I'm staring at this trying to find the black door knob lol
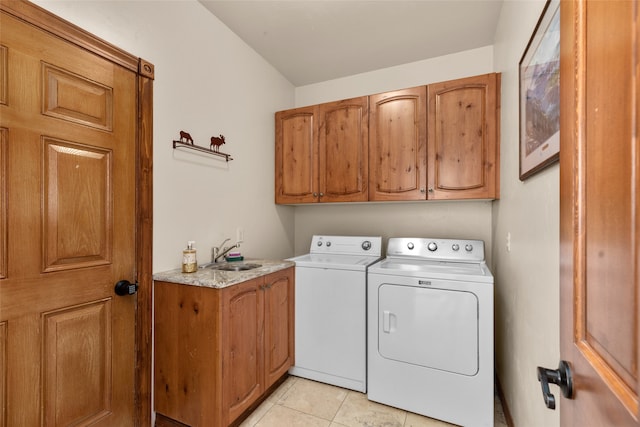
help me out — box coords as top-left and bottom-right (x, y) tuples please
(537, 360), (573, 409)
(114, 280), (138, 296)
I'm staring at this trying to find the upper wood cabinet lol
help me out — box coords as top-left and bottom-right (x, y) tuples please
(275, 97), (369, 204)
(427, 73), (500, 200)
(275, 73), (500, 204)
(369, 86), (427, 201)
(275, 105), (318, 203)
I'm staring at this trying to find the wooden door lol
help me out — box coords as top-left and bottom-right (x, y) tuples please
(275, 105), (319, 204)
(263, 268), (294, 389)
(559, 0), (639, 425)
(222, 277), (264, 424)
(318, 97), (368, 202)
(369, 86), (427, 201)
(427, 73), (499, 200)
(0, 8), (146, 426)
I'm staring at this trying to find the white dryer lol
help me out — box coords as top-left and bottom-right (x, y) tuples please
(367, 237), (494, 427)
(288, 235), (382, 392)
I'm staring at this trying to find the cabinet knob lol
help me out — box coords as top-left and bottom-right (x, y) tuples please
(319, 192), (324, 197)
(420, 188), (426, 193)
(428, 188), (434, 193)
(313, 192), (318, 197)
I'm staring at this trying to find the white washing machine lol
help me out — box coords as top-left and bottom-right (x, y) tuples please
(367, 237), (494, 427)
(288, 235), (382, 392)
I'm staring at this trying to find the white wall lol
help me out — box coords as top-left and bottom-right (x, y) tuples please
(292, 47), (496, 263)
(33, 0), (297, 273)
(492, 1), (560, 426)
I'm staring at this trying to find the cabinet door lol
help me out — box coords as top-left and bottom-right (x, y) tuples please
(318, 97), (369, 202)
(263, 268), (295, 389)
(369, 87), (427, 201)
(275, 105), (319, 203)
(427, 73), (500, 200)
(222, 278), (264, 424)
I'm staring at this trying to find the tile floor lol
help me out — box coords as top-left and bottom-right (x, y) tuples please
(240, 376), (508, 427)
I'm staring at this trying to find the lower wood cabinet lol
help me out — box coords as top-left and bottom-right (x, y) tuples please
(154, 267), (295, 426)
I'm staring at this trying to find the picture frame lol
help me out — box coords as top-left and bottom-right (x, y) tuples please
(519, 0), (560, 181)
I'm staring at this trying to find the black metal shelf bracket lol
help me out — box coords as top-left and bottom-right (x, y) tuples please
(172, 140), (233, 162)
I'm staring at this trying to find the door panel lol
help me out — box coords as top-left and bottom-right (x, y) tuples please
(378, 284), (478, 375)
(43, 300), (112, 426)
(43, 138), (112, 271)
(275, 106), (318, 203)
(0, 11), (136, 426)
(560, 0), (639, 425)
(319, 97), (368, 202)
(223, 280), (264, 424)
(427, 73), (498, 200)
(42, 62), (113, 131)
(264, 270), (294, 389)
(369, 87), (427, 201)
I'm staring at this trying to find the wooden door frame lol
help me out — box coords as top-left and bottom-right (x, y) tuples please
(0, 1), (154, 425)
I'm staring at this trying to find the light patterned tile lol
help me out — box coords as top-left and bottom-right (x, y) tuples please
(333, 391), (406, 427)
(404, 412), (457, 427)
(267, 375), (298, 404)
(279, 378), (348, 420)
(239, 399), (273, 427)
(255, 405), (331, 427)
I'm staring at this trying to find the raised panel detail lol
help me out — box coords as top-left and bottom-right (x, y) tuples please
(43, 137), (112, 272)
(42, 62), (113, 131)
(0, 46), (6, 106)
(433, 87), (485, 191)
(42, 300), (112, 426)
(0, 128), (6, 280)
(0, 321), (6, 427)
(279, 112), (315, 197)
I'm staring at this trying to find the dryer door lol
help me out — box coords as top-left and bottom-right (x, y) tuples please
(378, 283), (479, 375)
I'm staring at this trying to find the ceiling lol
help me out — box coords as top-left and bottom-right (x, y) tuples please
(198, 0), (504, 86)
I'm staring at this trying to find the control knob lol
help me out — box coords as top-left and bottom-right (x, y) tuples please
(452, 244), (460, 251)
(362, 240), (372, 251)
(427, 242), (438, 252)
(407, 242), (415, 250)
(465, 244), (473, 252)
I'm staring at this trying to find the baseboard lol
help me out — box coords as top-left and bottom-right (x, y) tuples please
(496, 375), (515, 427)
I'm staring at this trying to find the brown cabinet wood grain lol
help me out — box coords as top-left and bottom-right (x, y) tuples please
(275, 73), (500, 204)
(276, 97), (368, 203)
(275, 106), (318, 203)
(427, 73), (500, 200)
(369, 86), (428, 201)
(154, 267), (294, 427)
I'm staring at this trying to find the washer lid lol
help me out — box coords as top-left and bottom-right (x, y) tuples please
(288, 253), (382, 271)
(368, 258), (493, 283)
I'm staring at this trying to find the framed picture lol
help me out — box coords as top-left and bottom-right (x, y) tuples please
(519, 0), (560, 181)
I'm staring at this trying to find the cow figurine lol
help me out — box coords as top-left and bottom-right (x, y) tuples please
(179, 130), (194, 145)
(210, 135), (226, 152)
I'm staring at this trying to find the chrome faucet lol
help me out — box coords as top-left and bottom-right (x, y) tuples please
(212, 238), (240, 263)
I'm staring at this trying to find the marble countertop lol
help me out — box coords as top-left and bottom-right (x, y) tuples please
(152, 259), (294, 289)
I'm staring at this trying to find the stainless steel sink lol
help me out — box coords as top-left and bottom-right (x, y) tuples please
(207, 263), (261, 271)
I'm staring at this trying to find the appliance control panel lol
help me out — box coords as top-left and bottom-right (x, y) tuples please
(309, 235), (382, 256)
(386, 237), (485, 262)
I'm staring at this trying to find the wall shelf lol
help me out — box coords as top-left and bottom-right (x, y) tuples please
(172, 140), (233, 162)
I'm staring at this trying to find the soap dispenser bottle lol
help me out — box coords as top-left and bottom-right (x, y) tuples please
(182, 241), (197, 273)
